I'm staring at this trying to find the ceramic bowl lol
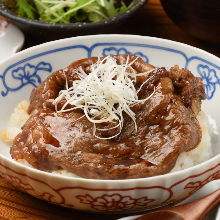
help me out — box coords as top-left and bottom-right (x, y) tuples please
(0, 35), (219, 213)
(0, 19), (24, 62)
(0, 0), (147, 41)
(160, 0), (220, 44)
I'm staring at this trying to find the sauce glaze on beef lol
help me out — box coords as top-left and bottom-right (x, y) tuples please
(11, 55), (205, 179)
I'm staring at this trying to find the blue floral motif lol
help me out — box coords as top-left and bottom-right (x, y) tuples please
(1, 42), (220, 99)
(102, 47), (149, 63)
(197, 64), (220, 100)
(1, 61), (52, 97)
(12, 64), (41, 87)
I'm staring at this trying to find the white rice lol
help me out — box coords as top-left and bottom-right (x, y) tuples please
(171, 111), (212, 172)
(0, 101), (29, 145)
(0, 101), (213, 177)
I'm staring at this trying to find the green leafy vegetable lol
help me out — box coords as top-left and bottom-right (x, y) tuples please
(1, 0), (129, 23)
(17, 0), (36, 19)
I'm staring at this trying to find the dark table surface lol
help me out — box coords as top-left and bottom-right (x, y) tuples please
(0, 0), (219, 219)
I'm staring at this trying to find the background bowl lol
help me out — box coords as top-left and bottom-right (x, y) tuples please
(0, 34), (219, 213)
(0, 19), (24, 61)
(0, 0), (147, 41)
(160, 0), (220, 44)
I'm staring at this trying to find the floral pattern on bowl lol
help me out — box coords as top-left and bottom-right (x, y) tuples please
(0, 35), (219, 213)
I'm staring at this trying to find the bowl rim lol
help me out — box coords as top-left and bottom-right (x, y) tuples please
(0, 151), (219, 184)
(0, 34), (219, 184)
(0, 0), (147, 29)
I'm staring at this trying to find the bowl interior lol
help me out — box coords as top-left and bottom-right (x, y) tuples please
(0, 34), (220, 172)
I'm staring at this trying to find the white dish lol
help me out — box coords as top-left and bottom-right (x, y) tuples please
(0, 35), (219, 213)
(0, 19), (24, 62)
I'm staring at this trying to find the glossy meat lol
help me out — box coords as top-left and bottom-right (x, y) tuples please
(11, 55), (206, 179)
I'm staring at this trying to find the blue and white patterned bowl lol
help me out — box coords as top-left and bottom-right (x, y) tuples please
(0, 35), (219, 213)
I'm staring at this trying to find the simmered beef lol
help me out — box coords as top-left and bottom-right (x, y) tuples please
(10, 55), (206, 179)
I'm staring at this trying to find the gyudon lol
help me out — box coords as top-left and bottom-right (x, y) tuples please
(2, 55), (209, 179)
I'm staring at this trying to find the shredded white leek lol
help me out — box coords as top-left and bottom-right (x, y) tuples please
(53, 56), (155, 139)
